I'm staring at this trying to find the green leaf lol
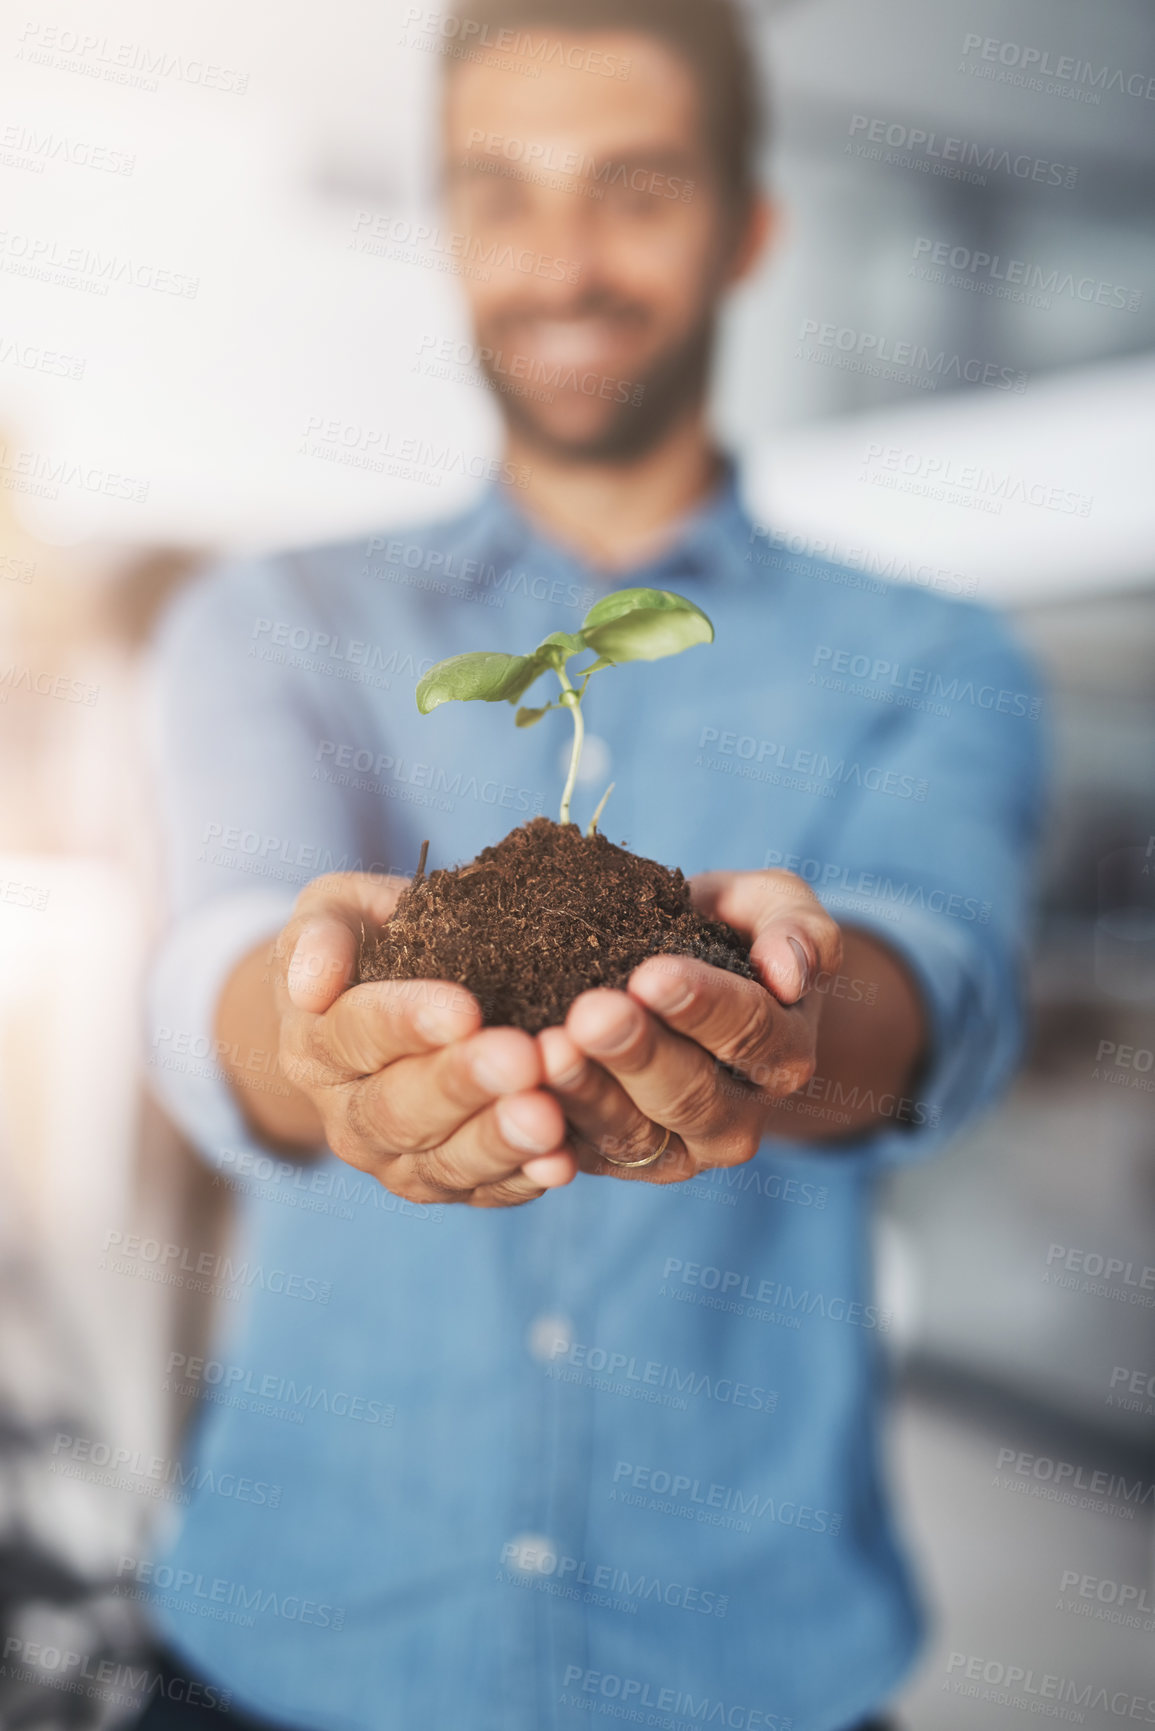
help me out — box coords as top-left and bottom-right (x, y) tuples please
(416, 651), (542, 713)
(515, 703), (555, 728)
(536, 630), (587, 665)
(580, 587), (714, 665)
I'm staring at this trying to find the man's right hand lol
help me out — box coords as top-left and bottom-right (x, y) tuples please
(218, 872), (577, 1208)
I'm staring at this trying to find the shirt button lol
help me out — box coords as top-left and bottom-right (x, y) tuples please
(527, 1313), (572, 1362)
(504, 1532), (556, 1574)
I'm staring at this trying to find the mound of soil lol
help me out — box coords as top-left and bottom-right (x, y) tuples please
(359, 816), (754, 1034)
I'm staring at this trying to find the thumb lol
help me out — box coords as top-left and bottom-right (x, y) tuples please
(690, 869), (843, 1007)
(280, 870), (410, 1014)
(286, 917), (360, 1014)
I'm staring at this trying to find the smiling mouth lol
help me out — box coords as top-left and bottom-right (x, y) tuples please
(497, 312), (649, 375)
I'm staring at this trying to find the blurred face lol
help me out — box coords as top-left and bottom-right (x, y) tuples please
(443, 32), (759, 460)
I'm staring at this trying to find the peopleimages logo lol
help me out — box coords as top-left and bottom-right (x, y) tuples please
(0, 227), (198, 296)
(860, 442), (1093, 517)
(462, 130), (691, 200)
(811, 644), (1041, 718)
(660, 1258), (890, 1330)
(166, 1352), (393, 1425)
(364, 535), (598, 612)
(911, 238), (1142, 313)
(558, 1666), (789, 1729)
(15, 21), (250, 94)
(414, 331), (646, 403)
(545, 1336), (777, 1413)
(697, 726), (928, 803)
(314, 738), (546, 816)
(0, 1637), (232, 1714)
(499, 1538), (729, 1617)
(1044, 1241), (1155, 1300)
(115, 1557), (345, 1630)
(100, 1230), (332, 1305)
(796, 317), (1026, 391)
(959, 34), (1155, 102)
(993, 1446), (1155, 1515)
(0, 122), (135, 175)
(350, 209), (581, 284)
(945, 1652), (1155, 1723)
(763, 848), (991, 925)
(1057, 1570), (1155, 1631)
(746, 523), (978, 598)
(611, 1460), (842, 1537)
(50, 1431), (282, 1508)
(400, 7), (631, 79)
(847, 114), (1078, 187)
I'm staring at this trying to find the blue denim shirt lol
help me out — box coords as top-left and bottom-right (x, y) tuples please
(142, 465), (1044, 1731)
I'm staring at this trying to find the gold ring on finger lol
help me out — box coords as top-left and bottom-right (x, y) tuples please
(600, 1126), (672, 1169)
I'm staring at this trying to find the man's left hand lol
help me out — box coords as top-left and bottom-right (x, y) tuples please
(537, 870), (843, 1183)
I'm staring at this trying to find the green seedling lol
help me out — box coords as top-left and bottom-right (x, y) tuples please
(416, 587), (714, 832)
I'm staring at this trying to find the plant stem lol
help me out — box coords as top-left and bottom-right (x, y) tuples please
(587, 781), (615, 837)
(557, 666), (584, 826)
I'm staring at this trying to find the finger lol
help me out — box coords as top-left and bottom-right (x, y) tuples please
(626, 955), (814, 1096)
(690, 870), (842, 1004)
(285, 916), (361, 1013)
(470, 1152), (578, 1209)
(539, 1025), (696, 1182)
(387, 1089), (572, 1199)
(296, 869), (411, 930)
(313, 977), (483, 1080)
(280, 872), (410, 1014)
(344, 1023), (550, 1157)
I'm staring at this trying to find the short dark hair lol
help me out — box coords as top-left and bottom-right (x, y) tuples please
(442, 0), (764, 213)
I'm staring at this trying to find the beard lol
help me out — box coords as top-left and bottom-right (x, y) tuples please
(475, 302), (718, 463)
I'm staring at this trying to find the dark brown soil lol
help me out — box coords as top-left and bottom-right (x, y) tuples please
(359, 816), (754, 1034)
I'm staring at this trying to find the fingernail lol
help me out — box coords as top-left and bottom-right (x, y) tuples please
(472, 1050), (522, 1094)
(414, 1005), (465, 1043)
(575, 1008), (637, 1056)
(286, 924), (336, 1003)
(497, 1099), (555, 1154)
(548, 1056), (586, 1089)
(522, 1154), (573, 1188)
(634, 970), (694, 1015)
(787, 937), (813, 999)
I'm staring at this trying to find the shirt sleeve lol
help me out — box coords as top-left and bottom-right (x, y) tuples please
(141, 557), (388, 1170)
(776, 605), (1048, 1170)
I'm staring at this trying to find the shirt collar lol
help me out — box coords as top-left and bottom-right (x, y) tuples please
(461, 453), (759, 593)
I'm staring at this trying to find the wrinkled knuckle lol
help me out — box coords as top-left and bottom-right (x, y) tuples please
(474, 1179), (542, 1209)
(301, 1014), (337, 1075)
(710, 1063), (749, 1109)
(380, 1165), (445, 1207)
(277, 1039), (311, 1093)
(667, 1067), (724, 1130)
(409, 1143), (473, 1196)
(341, 1083), (407, 1160)
(724, 1019), (773, 1081)
(326, 1115), (374, 1175)
(371, 1091), (426, 1154)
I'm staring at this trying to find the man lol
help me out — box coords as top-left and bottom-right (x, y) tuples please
(140, 0), (1044, 1726)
